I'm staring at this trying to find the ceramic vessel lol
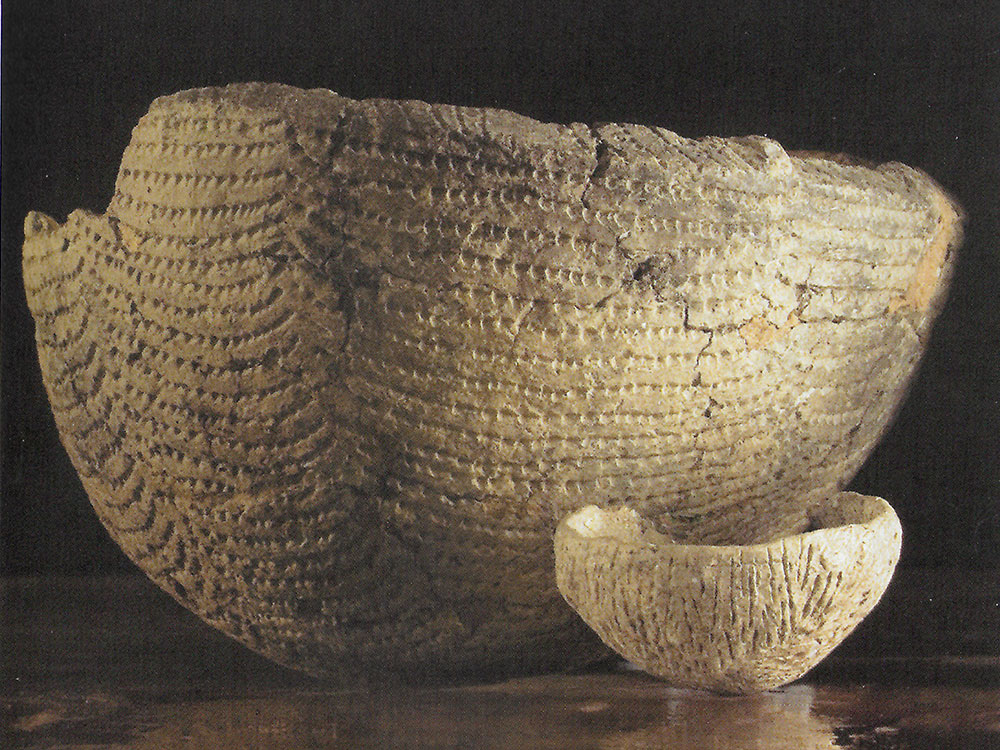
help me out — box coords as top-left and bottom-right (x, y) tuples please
(22, 83), (961, 683)
(555, 493), (901, 692)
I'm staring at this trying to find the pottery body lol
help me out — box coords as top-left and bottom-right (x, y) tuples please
(555, 494), (902, 693)
(22, 83), (961, 679)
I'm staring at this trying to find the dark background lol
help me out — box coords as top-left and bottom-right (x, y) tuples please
(2, 1), (997, 575)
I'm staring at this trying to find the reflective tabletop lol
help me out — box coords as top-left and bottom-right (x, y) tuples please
(3, 571), (997, 749)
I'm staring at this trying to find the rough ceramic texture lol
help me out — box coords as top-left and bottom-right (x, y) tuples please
(555, 493), (901, 692)
(22, 83), (961, 680)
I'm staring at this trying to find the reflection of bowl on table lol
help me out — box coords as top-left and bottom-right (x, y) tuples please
(22, 82), (961, 683)
(555, 493), (901, 693)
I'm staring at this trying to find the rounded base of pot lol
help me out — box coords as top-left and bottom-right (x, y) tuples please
(554, 492), (902, 693)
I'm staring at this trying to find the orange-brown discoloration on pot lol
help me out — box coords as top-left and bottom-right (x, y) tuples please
(739, 313), (800, 349)
(888, 190), (963, 314)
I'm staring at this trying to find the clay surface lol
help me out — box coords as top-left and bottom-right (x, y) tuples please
(22, 83), (961, 679)
(555, 493), (902, 692)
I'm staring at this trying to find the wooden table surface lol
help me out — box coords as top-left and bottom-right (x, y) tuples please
(2, 570), (998, 749)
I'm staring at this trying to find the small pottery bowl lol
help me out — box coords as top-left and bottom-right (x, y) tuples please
(555, 493), (901, 692)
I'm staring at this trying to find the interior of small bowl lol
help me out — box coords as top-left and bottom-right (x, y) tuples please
(805, 492), (888, 531)
(565, 492), (886, 550)
(563, 505), (671, 545)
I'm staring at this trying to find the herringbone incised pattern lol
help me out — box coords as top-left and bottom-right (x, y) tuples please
(555, 493), (902, 692)
(23, 83), (961, 679)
